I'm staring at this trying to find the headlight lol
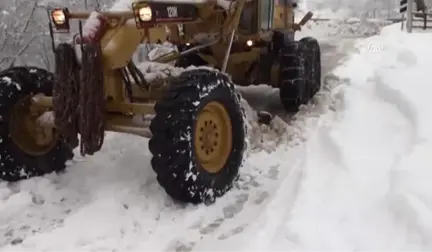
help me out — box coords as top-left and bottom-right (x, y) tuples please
(138, 6), (152, 21)
(51, 9), (66, 25)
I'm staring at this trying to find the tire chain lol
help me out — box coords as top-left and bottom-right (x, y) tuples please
(53, 43), (80, 149)
(53, 43), (105, 156)
(79, 43), (105, 156)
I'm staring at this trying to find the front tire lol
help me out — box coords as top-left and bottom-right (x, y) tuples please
(0, 67), (73, 182)
(149, 69), (246, 204)
(279, 36), (321, 112)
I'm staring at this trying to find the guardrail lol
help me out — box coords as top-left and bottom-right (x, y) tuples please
(411, 11), (432, 29)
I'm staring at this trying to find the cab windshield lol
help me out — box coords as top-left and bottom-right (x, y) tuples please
(238, 2), (258, 34)
(238, 0), (274, 33)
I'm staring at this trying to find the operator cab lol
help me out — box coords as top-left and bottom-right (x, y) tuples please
(238, 0), (275, 34)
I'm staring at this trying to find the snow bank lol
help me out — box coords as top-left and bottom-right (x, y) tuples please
(296, 18), (387, 40)
(271, 23), (432, 250)
(194, 22), (432, 251)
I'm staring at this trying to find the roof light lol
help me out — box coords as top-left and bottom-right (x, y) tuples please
(49, 8), (70, 31)
(138, 6), (152, 21)
(52, 9), (66, 25)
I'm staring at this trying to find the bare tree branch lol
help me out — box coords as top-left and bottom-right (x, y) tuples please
(4, 34), (44, 67)
(20, 0), (38, 34)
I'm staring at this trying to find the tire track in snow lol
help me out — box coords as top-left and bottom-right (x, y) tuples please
(192, 147), (306, 251)
(161, 38), (357, 250)
(373, 75), (420, 158)
(235, 80), (415, 250)
(170, 48), (352, 248)
(372, 76), (432, 248)
(188, 73), (351, 251)
(226, 64), (422, 251)
(162, 40), (356, 250)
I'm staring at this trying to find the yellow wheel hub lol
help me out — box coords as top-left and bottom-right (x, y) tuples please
(9, 96), (57, 156)
(194, 101), (233, 174)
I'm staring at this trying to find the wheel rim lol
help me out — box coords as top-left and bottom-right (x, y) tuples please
(9, 96), (57, 156)
(194, 101), (233, 174)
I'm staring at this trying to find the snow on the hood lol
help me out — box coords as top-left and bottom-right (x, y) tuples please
(146, 42), (178, 63)
(135, 61), (211, 82)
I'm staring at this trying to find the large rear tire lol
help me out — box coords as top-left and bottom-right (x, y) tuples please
(0, 67), (73, 182)
(149, 69), (247, 204)
(279, 36), (321, 112)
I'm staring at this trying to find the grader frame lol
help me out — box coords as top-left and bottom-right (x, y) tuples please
(33, 0), (311, 151)
(0, 0), (320, 204)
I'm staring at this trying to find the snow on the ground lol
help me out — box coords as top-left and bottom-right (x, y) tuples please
(0, 30), (346, 252)
(0, 48), (344, 251)
(3, 0), (432, 250)
(193, 23), (432, 251)
(0, 104), (321, 251)
(278, 24), (432, 250)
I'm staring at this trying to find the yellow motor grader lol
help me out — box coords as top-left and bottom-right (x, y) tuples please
(0, 0), (320, 204)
